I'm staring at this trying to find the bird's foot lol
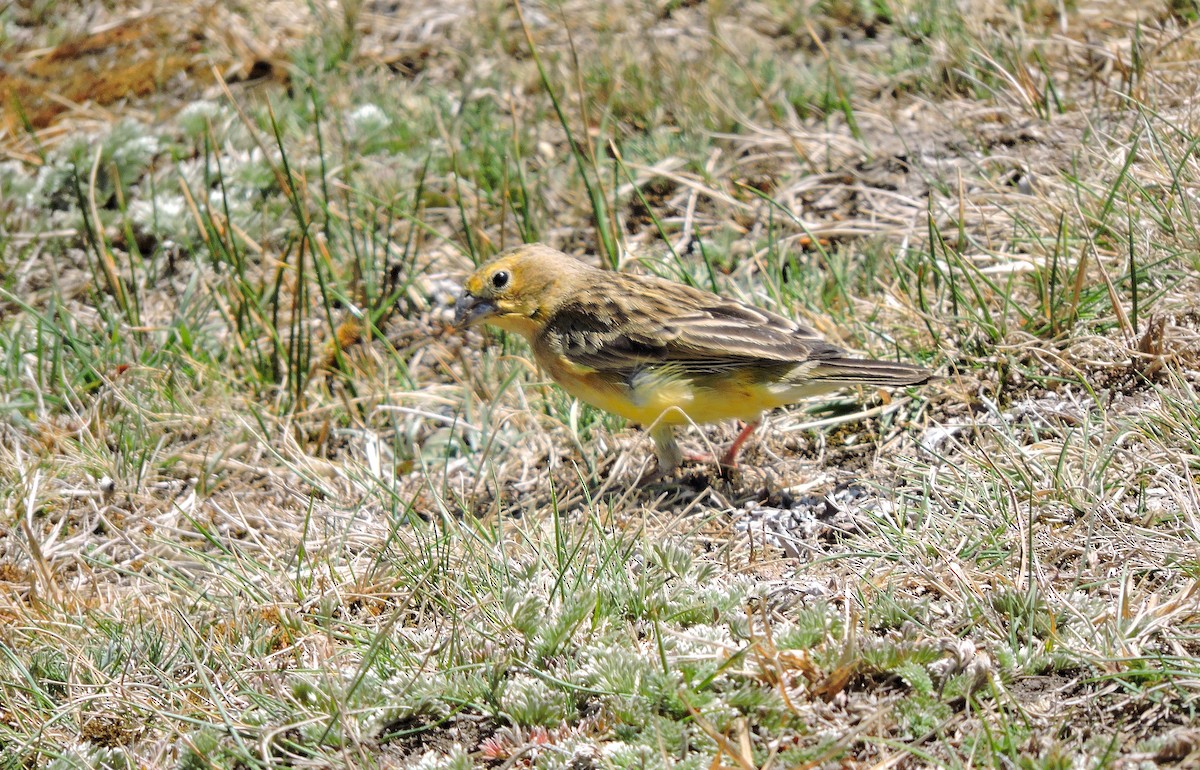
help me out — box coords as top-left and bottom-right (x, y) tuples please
(636, 460), (673, 484)
(686, 419), (758, 467)
(682, 451), (734, 468)
(679, 454), (738, 482)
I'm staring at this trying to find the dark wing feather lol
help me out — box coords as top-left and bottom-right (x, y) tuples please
(546, 303), (673, 373)
(541, 272), (844, 377)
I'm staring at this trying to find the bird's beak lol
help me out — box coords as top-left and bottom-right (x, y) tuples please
(453, 291), (496, 329)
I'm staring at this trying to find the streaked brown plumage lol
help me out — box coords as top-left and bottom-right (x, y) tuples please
(455, 244), (931, 470)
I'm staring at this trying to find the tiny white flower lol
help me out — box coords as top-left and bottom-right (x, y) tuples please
(178, 100), (223, 135)
(347, 104), (391, 137)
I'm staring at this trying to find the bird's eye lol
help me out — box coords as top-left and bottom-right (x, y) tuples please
(491, 270), (510, 290)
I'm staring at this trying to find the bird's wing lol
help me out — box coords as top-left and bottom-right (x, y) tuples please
(542, 274), (842, 377)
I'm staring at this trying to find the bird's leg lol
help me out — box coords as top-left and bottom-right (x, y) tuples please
(678, 419), (762, 469)
(649, 423), (682, 472)
(718, 419), (761, 468)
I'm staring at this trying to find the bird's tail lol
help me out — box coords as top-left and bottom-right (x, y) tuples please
(809, 357), (932, 387)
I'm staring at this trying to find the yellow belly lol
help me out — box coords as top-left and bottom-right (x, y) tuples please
(540, 353), (778, 427)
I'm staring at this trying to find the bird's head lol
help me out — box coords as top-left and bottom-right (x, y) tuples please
(454, 244), (587, 337)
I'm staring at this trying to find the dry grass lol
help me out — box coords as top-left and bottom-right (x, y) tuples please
(2, 0), (1199, 767)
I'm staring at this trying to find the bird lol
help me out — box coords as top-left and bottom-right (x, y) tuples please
(454, 243), (931, 471)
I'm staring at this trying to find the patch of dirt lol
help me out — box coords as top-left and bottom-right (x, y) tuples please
(1, 15), (208, 134)
(376, 713), (497, 764)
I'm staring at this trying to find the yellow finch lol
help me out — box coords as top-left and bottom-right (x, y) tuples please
(454, 244), (931, 470)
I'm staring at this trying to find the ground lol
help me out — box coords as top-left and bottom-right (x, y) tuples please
(1, 0), (1199, 768)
